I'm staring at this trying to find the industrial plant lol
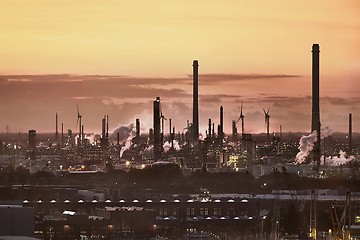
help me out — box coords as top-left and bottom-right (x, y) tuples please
(0, 45), (359, 240)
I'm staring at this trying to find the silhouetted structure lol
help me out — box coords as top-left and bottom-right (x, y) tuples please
(232, 120), (237, 142)
(153, 97), (161, 160)
(263, 108), (270, 139)
(192, 60), (199, 142)
(28, 129), (36, 160)
(55, 112), (59, 142)
(61, 123), (64, 147)
(237, 102), (245, 135)
(208, 119), (212, 139)
(241, 133), (254, 172)
(136, 118), (140, 144)
(76, 106), (82, 147)
(219, 106), (224, 142)
(311, 44), (321, 170)
(349, 113), (352, 155)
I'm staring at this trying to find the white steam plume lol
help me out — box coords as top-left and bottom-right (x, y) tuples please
(323, 150), (355, 166)
(295, 131), (317, 164)
(321, 126), (332, 139)
(163, 140), (181, 153)
(117, 124), (136, 158)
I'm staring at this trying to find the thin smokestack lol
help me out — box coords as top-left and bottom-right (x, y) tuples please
(117, 132), (120, 145)
(55, 113), (58, 141)
(169, 119), (172, 138)
(311, 44), (321, 170)
(208, 119), (212, 139)
(280, 125), (282, 142)
(106, 115), (109, 139)
(153, 97), (161, 160)
(136, 118), (140, 139)
(102, 116), (106, 141)
(61, 123), (64, 147)
(219, 106), (224, 141)
(193, 60), (199, 142)
(349, 113), (352, 155)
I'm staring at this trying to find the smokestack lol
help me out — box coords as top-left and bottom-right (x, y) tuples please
(219, 106), (224, 141)
(61, 123), (64, 147)
(349, 113), (352, 155)
(28, 129), (36, 160)
(117, 132), (120, 145)
(149, 128), (154, 144)
(55, 113), (58, 142)
(208, 119), (212, 139)
(280, 125), (282, 142)
(136, 118), (140, 141)
(153, 97), (161, 160)
(311, 44), (321, 170)
(106, 115), (109, 139)
(193, 60), (199, 142)
(169, 119), (172, 139)
(102, 116), (106, 142)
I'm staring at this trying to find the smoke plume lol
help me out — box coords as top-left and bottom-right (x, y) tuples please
(110, 124), (135, 141)
(321, 126), (332, 139)
(163, 140), (181, 153)
(323, 150), (355, 166)
(295, 131), (317, 164)
(110, 124), (135, 158)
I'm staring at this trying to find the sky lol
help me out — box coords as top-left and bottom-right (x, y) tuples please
(0, 1), (359, 134)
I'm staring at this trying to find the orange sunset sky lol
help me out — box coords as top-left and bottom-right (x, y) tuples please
(0, 1), (359, 134)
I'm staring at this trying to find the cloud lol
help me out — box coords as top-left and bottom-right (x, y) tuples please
(187, 73), (301, 85)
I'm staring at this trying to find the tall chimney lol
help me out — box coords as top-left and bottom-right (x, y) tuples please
(61, 123), (64, 147)
(219, 106), (224, 141)
(208, 119), (212, 139)
(55, 113), (59, 142)
(136, 118), (140, 140)
(106, 115), (109, 139)
(349, 113), (352, 155)
(102, 116), (106, 142)
(193, 60), (199, 142)
(153, 97), (161, 160)
(311, 44), (321, 170)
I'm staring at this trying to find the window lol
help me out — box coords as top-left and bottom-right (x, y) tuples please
(214, 208), (221, 216)
(187, 208), (195, 216)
